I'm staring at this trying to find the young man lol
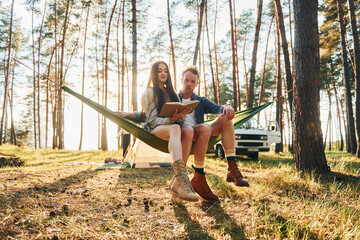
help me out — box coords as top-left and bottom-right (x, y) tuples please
(178, 66), (249, 202)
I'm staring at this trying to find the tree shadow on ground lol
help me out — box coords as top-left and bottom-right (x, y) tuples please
(173, 203), (216, 240)
(200, 201), (247, 240)
(206, 153), (293, 168)
(117, 167), (173, 186)
(0, 167), (99, 207)
(317, 171), (360, 191)
(254, 203), (319, 239)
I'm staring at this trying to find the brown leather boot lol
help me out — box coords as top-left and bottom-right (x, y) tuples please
(191, 172), (219, 201)
(226, 160), (250, 187)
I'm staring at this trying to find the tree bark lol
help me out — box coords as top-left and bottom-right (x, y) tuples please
(121, 0), (126, 112)
(101, 0), (118, 151)
(0, 0), (14, 145)
(293, 0), (329, 173)
(79, 3), (90, 150)
(131, 0), (138, 111)
(247, 0), (262, 108)
(337, 0), (356, 154)
(213, 0), (220, 104)
(167, 0), (177, 90)
(205, 2), (217, 104)
(330, 60), (344, 151)
(228, 0), (238, 110)
(57, 0), (71, 149)
(31, 1), (38, 148)
(347, 0), (360, 157)
(193, 0), (206, 66)
(274, 0), (293, 116)
(275, 19), (283, 153)
(259, 14), (274, 107)
(10, 59), (16, 145)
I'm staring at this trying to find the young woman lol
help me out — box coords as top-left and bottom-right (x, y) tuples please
(141, 61), (198, 203)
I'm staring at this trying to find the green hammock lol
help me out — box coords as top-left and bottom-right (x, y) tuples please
(62, 86), (271, 153)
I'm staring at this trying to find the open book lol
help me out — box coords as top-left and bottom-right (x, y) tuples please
(159, 100), (199, 117)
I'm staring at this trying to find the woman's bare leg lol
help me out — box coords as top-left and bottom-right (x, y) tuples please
(181, 126), (194, 165)
(151, 124), (182, 162)
(152, 124), (199, 202)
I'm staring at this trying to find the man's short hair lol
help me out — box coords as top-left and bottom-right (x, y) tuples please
(181, 66), (200, 81)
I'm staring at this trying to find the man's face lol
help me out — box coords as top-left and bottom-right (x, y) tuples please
(181, 71), (198, 96)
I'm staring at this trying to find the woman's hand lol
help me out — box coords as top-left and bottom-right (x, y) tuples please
(170, 108), (191, 122)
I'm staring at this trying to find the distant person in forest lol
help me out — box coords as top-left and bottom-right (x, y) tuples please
(116, 65), (249, 203)
(139, 61), (198, 203)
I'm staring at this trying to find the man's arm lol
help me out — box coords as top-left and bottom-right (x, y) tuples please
(114, 111), (146, 123)
(221, 104), (235, 121)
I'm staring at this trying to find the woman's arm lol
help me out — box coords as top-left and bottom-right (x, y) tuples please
(141, 88), (172, 129)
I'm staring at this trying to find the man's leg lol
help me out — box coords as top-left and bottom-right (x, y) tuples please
(211, 115), (249, 187)
(190, 124), (219, 201)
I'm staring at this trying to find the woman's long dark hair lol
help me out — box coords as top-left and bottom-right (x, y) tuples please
(146, 61), (179, 113)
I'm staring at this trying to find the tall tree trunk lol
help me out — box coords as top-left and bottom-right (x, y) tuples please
(243, 35), (249, 101)
(131, 0), (138, 111)
(121, 0), (126, 112)
(193, 0), (206, 66)
(205, 2), (217, 104)
(330, 60), (344, 151)
(348, 0), (360, 157)
(0, 0), (14, 145)
(95, 11), (101, 150)
(325, 74), (332, 151)
(116, 0), (121, 150)
(31, 1), (38, 148)
(35, 0), (47, 148)
(167, 0), (177, 90)
(101, 0), (118, 151)
(213, 0), (220, 104)
(288, 0), (295, 73)
(275, 21), (283, 153)
(233, 0), (241, 109)
(79, 3), (90, 150)
(247, 0), (263, 108)
(259, 14), (274, 107)
(274, 0), (293, 116)
(228, 0), (238, 110)
(52, 0), (58, 149)
(293, 0), (329, 173)
(57, 0), (71, 149)
(10, 59), (16, 145)
(337, 0), (356, 154)
(201, 26), (207, 98)
(45, 46), (56, 148)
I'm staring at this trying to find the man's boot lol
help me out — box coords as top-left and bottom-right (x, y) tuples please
(226, 160), (250, 187)
(170, 160), (199, 202)
(191, 172), (219, 201)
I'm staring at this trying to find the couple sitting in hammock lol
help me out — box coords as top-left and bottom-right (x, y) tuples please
(117, 61), (249, 203)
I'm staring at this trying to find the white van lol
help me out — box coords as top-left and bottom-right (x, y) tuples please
(214, 118), (281, 160)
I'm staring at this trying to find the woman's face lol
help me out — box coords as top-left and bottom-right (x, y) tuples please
(157, 63), (168, 84)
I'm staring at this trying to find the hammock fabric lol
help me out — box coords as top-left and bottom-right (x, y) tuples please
(62, 86), (271, 153)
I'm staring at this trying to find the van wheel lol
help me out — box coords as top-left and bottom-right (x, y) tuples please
(248, 152), (259, 160)
(215, 145), (225, 158)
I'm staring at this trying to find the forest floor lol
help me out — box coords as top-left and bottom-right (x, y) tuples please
(0, 144), (360, 240)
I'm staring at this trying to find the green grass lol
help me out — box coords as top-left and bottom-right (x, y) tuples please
(0, 144), (359, 239)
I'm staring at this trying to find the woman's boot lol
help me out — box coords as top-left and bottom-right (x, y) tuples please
(169, 160), (199, 202)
